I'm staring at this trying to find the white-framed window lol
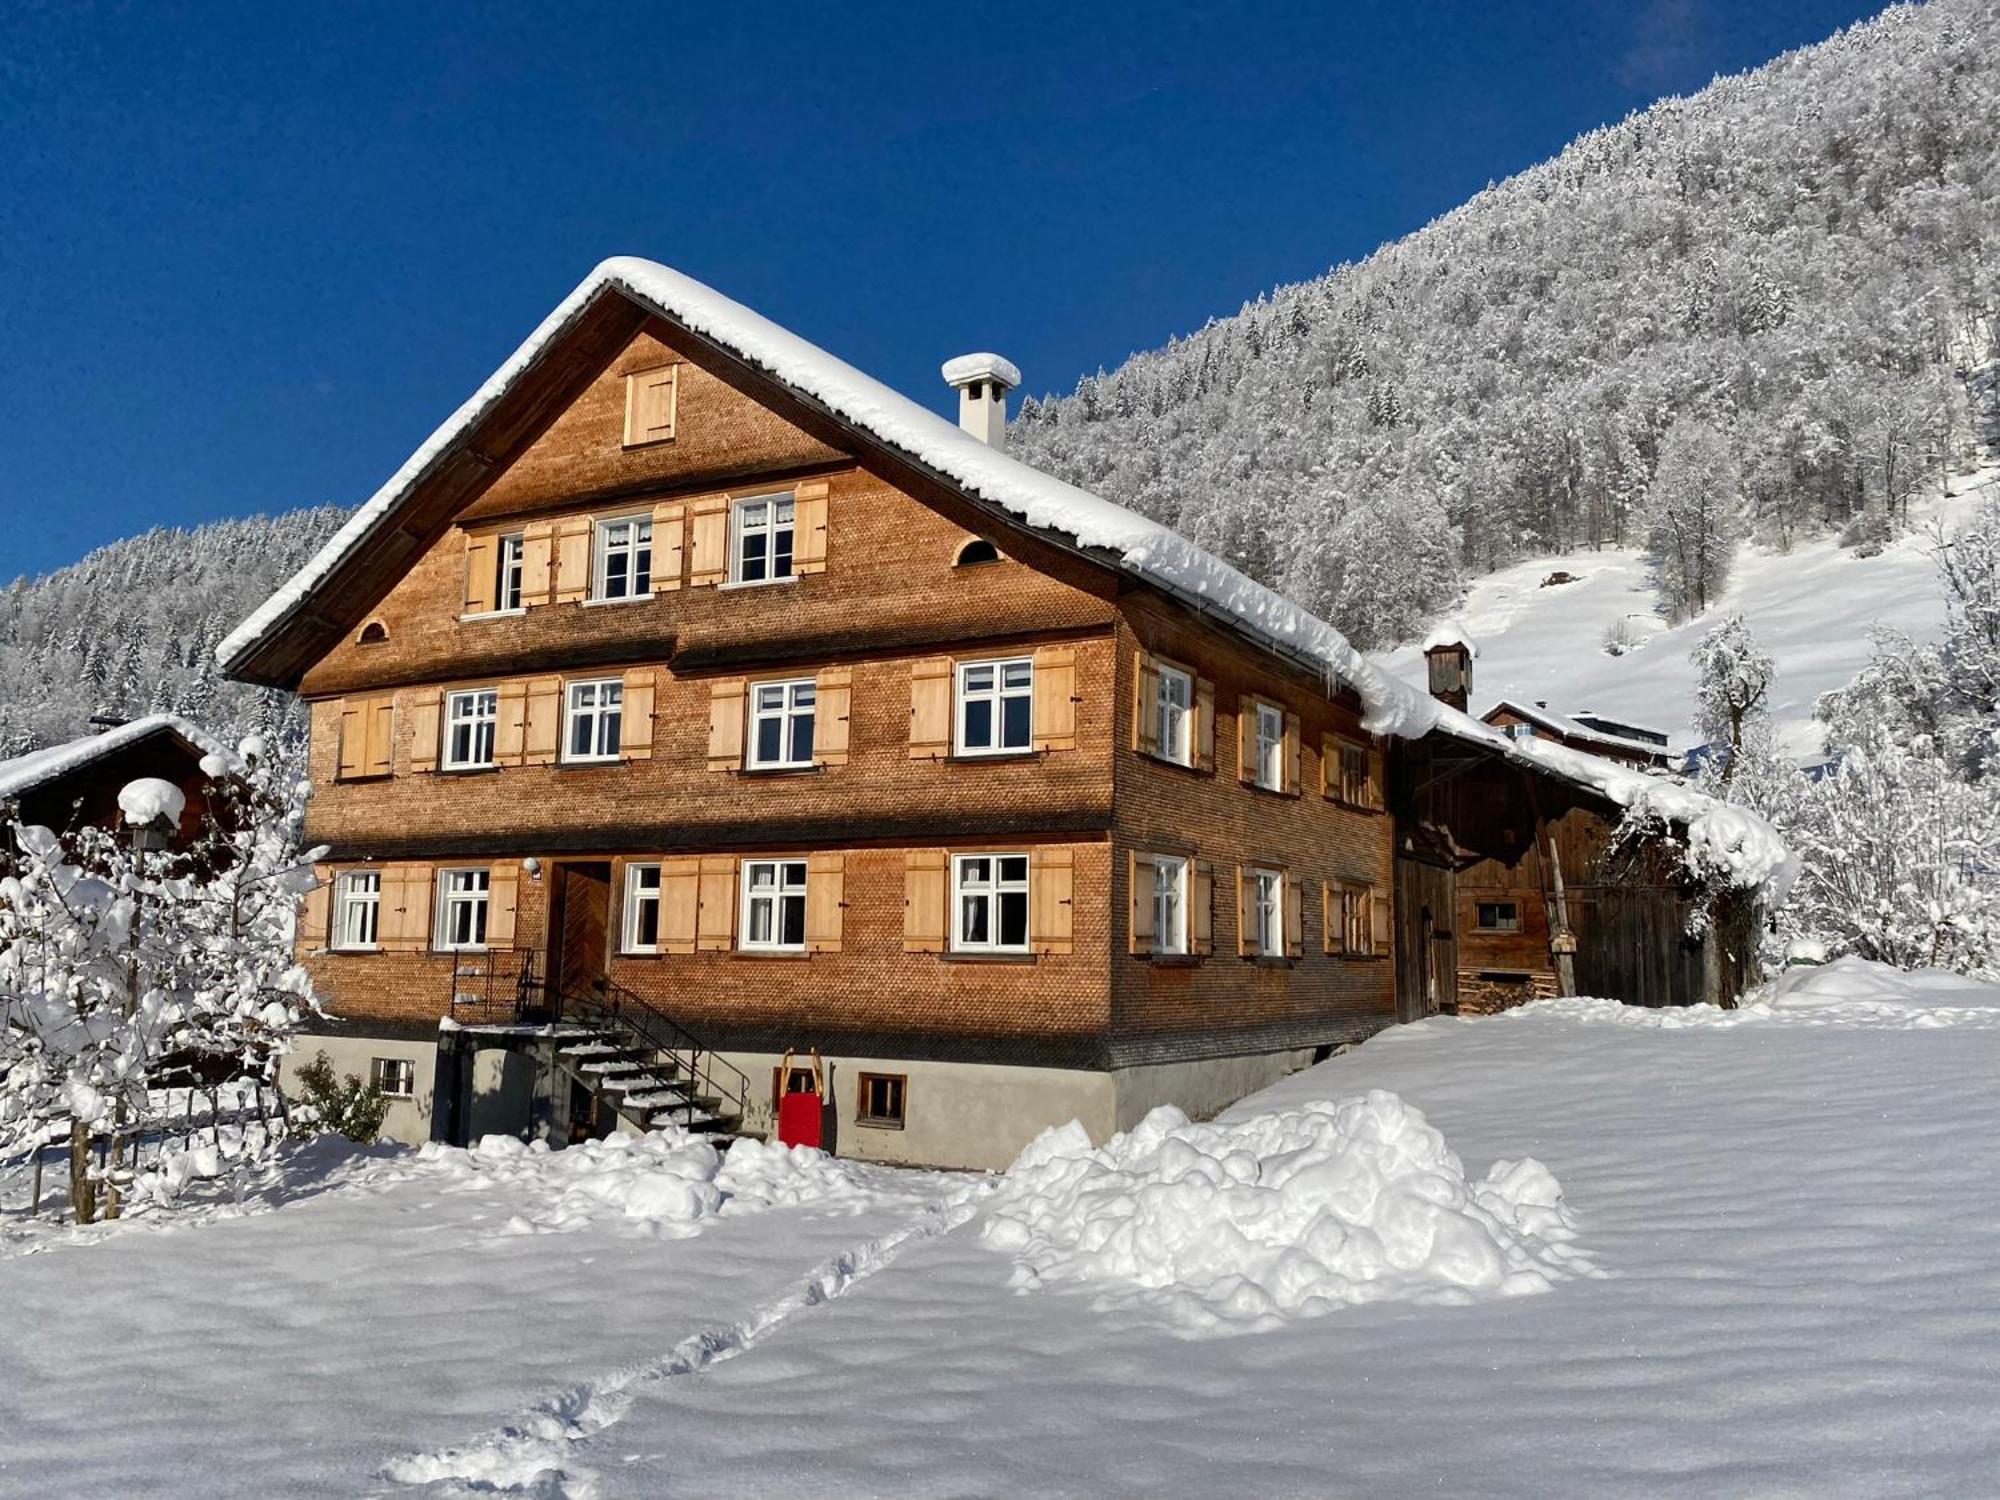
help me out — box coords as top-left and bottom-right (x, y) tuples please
(443, 688), (498, 770)
(748, 679), (817, 769)
(1151, 855), (1189, 956)
(563, 679), (624, 763)
(334, 871), (381, 951)
(741, 859), (808, 951)
(730, 492), (796, 584)
(371, 1057), (416, 1099)
(956, 658), (1033, 755)
(1253, 703), (1286, 790)
(1248, 867), (1284, 957)
(1155, 665), (1193, 766)
(593, 516), (653, 601)
(1343, 884), (1375, 955)
(435, 868), (491, 952)
(623, 863), (662, 953)
(953, 853), (1031, 953)
(496, 533), (525, 612)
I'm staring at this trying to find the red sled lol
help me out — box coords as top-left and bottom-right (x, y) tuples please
(776, 1048), (825, 1150)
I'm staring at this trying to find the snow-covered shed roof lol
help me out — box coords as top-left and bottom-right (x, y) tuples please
(1484, 700), (1675, 761)
(215, 257), (1789, 894)
(0, 714), (227, 806)
(1420, 620), (1479, 658)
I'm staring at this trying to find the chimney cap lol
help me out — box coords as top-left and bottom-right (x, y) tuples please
(942, 352), (1021, 392)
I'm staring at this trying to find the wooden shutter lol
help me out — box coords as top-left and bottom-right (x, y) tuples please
(1237, 698), (1255, 784)
(1236, 866), (1254, 957)
(343, 696), (393, 780)
(1367, 743), (1387, 811)
(553, 516), (594, 603)
(336, 700), (364, 780)
(1032, 847), (1074, 955)
(908, 657), (953, 758)
(1195, 677), (1216, 771)
(1322, 882), (1338, 955)
(652, 501), (686, 591)
(488, 864), (519, 949)
(523, 677), (563, 766)
(298, 870), (331, 951)
(624, 364), (677, 446)
(815, 666), (852, 765)
(406, 688), (442, 774)
(1284, 712), (1303, 795)
(380, 864), (431, 953)
(689, 495), (730, 586)
(806, 852), (845, 952)
(660, 857), (700, 953)
(1131, 652), (1159, 754)
(1372, 889), (1393, 957)
(494, 681), (528, 767)
(1286, 874), (1306, 959)
(706, 678), (747, 770)
(463, 533), (497, 615)
(1128, 852), (1155, 956)
(1319, 734), (1336, 799)
(794, 478), (830, 575)
(520, 522), (555, 608)
(1032, 645), (1077, 752)
(903, 849), (948, 953)
(622, 668), (657, 760)
(696, 855), (737, 951)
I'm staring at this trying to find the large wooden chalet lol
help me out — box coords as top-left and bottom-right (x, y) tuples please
(221, 259), (1777, 1169)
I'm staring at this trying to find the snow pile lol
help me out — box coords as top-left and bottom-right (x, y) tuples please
(117, 776), (186, 828)
(1420, 619), (1478, 657)
(980, 1091), (1590, 1337)
(1759, 954), (2000, 1025)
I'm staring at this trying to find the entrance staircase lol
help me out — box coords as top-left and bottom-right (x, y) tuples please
(554, 981), (757, 1141)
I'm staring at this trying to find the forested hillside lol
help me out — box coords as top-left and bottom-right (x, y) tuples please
(0, 508), (347, 756)
(1012, 0), (2000, 646)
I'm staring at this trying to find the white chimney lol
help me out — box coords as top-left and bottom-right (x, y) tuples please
(941, 352), (1021, 446)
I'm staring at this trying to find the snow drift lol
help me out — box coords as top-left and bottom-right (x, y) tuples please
(980, 1091), (1591, 1337)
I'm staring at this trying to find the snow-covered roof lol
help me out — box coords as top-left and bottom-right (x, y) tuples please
(1485, 700), (1674, 761)
(214, 256), (1788, 894)
(0, 714), (227, 806)
(941, 352), (1022, 390)
(1421, 620), (1479, 658)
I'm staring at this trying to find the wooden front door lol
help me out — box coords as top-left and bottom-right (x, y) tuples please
(1394, 853), (1458, 1022)
(548, 861), (612, 1001)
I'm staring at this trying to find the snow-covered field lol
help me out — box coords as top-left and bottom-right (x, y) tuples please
(5, 962), (2000, 1498)
(1375, 472), (1996, 759)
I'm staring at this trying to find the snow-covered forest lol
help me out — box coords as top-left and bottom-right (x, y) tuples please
(1012, 0), (2000, 646)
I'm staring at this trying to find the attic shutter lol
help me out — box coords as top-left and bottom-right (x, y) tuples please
(805, 852), (845, 952)
(406, 688), (442, 774)
(1032, 847), (1074, 955)
(903, 850), (948, 953)
(487, 864), (519, 949)
(493, 681), (528, 767)
(1131, 652), (1159, 755)
(908, 657), (953, 758)
(463, 533), (497, 616)
(794, 478), (830, 575)
(298, 869), (331, 951)
(696, 855), (737, 951)
(1285, 874), (1306, 959)
(659, 857), (700, 953)
(1032, 645), (1077, 752)
(519, 522), (555, 608)
(621, 668), (657, 760)
(1190, 860), (1215, 956)
(706, 679), (747, 770)
(624, 364), (677, 446)
(553, 516), (594, 603)
(1194, 677), (1216, 771)
(1372, 889), (1393, 958)
(815, 666), (852, 765)
(652, 501), (686, 591)
(1284, 712), (1303, 795)
(523, 677), (563, 766)
(1128, 852), (1155, 956)
(689, 496), (730, 586)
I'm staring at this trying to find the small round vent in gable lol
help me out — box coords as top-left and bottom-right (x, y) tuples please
(357, 620), (390, 646)
(955, 538), (1001, 567)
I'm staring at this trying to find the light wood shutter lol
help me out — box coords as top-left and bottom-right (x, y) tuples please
(794, 478), (830, 575)
(336, 700), (364, 780)
(1195, 677), (1216, 771)
(553, 516), (594, 603)
(1131, 652), (1159, 754)
(908, 657), (953, 758)
(1284, 712), (1303, 795)
(1032, 645), (1077, 752)
(1237, 698), (1255, 784)
(1372, 889), (1393, 957)
(1319, 734), (1336, 799)
(696, 855), (737, 951)
(815, 666), (852, 765)
(706, 678), (747, 770)
(463, 533), (497, 615)
(488, 864), (519, 949)
(1322, 882), (1338, 955)
(523, 677), (563, 766)
(1032, 847), (1074, 955)
(362, 697), (394, 780)
(299, 870), (331, 951)
(622, 668), (657, 760)
(1367, 744), (1386, 811)
(1286, 874), (1306, 959)
(1128, 852), (1155, 956)
(689, 496), (730, 586)
(903, 850), (948, 952)
(660, 857), (700, 953)
(494, 681), (528, 767)
(380, 864), (431, 953)
(520, 522), (555, 608)
(1236, 866), (1254, 957)
(652, 501), (686, 591)
(624, 364), (677, 446)
(406, 688), (442, 774)
(806, 852), (845, 952)
(1190, 860), (1215, 956)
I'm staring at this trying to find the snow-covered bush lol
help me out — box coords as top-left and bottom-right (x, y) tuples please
(288, 1052), (389, 1145)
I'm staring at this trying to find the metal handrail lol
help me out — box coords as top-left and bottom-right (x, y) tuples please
(562, 977), (753, 1124)
(447, 949), (548, 1024)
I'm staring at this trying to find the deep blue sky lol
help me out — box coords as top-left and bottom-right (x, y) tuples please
(1, 0), (1886, 580)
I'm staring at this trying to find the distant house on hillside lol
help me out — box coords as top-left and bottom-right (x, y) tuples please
(0, 714), (223, 851)
(1480, 700), (1676, 770)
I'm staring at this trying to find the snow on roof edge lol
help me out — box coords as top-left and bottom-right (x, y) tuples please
(0, 714), (229, 805)
(1485, 699), (1674, 760)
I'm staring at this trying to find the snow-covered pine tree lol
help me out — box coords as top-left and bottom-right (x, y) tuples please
(1642, 421), (1740, 623)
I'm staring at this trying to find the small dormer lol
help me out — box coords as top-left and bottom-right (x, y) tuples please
(1422, 622), (1477, 713)
(941, 353), (1021, 446)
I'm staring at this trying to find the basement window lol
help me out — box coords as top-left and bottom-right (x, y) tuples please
(370, 1058), (416, 1099)
(1475, 900), (1522, 933)
(856, 1072), (906, 1129)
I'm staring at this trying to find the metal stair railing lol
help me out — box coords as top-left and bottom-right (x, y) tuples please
(446, 949), (549, 1024)
(561, 977), (753, 1127)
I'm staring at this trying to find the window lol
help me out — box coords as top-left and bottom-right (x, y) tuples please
(748, 679), (816, 769)
(1253, 703), (1286, 790)
(1475, 900), (1521, 933)
(496, 534), (525, 612)
(435, 868), (490, 951)
(741, 859), (808, 951)
(1342, 884), (1373, 955)
(1247, 867), (1284, 957)
(623, 864), (662, 953)
(1153, 665), (1193, 766)
(856, 1072), (907, 1129)
(564, 679), (624, 763)
(1507, 722), (1537, 742)
(730, 492), (796, 584)
(371, 1057), (416, 1099)
(443, 689), (498, 770)
(1152, 855), (1189, 956)
(956, 658), (1033, 755)
(953, 853), (1031, 953)
(1335, 738), (1372, 806)
(334, 871), (381, 951)
(593, 516), (653, 601)
(955, 538), (1000, 566)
